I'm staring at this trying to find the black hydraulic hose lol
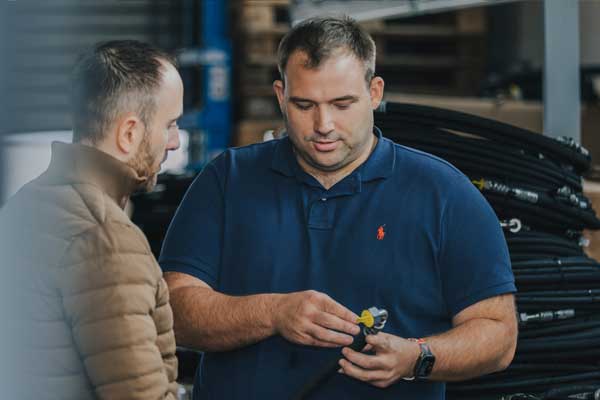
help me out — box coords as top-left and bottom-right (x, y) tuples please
(523, 328), (600, 340)
(382, 122), (582, 188)
(504, 364), (600, 374)
(519, 312), (600, 327)
(516, 336), (600, 352)
(293, 308), (388, 400)
(379, 136), (598, 234)
(514, 271), (600, 284)
(478, 186), (599, 228)
(507, 236), (583, 250)
(518, 284), (600, 292)
(507, 237), (583, 251)
(379, 119), (554, 172)
(396, 139), (575, 188)
(469, 363), (600, 382)
(509, 230), (584, 241)
(509, 248), (584, 258)
(514, 267), (598, 275)
(510, 246), (583, 257)
(512, 348), (600, 363)
(511, 254), (584, 262)
(389, 138), (574, 191)
(511, 247), (584, 256)
(376, 101), (600, 399)
(517, 295), (600, 304)
(485, 193), (600, 230)
(512, 257), (598, 268)
(517, 303), (600, 312)
(376, 102), (590, 172)
(517, 305), (600, 314)
(507, 230), (584, 244)
(517, 289), (600, 297)
(292, 330), (368, 400)
(377, 127), (583, 193)
(448, 371), (600, 393)
(484, 195), (581, 228)
(542, 385), (600, 399)
(519, 325), (600, 341)
(390, 139), (578, 190)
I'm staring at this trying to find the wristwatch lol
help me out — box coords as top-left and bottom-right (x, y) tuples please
(404, 338), (436, 380)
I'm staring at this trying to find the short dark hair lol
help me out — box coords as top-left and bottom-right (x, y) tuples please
(71, 40), (177, 144)
(277, 16), (376, 85)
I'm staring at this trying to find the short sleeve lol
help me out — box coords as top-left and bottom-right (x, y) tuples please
(159, 162), (224, 288)
(439, 173), (516, 317)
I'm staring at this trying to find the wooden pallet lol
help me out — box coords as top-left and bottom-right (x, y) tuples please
(236, 5), (489, 118)
(239, 0), (291, 33)
(243, 33), (284, 65)
(239, 65), (280, 87)
(233, 119), (285, 147)
(240, 92), (280, 119)
(360, 8), (486, 36)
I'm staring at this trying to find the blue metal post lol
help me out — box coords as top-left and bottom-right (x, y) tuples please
(199, 0), (232, 165)
(179, 0), (232, 171)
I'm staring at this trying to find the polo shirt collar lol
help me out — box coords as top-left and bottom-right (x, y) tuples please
(269, 125), (395, 183)
(270, 136), (296, 178)
(358, 126), (395, 182)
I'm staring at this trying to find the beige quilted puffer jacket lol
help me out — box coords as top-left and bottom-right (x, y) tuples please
(0, 142), (178, 399)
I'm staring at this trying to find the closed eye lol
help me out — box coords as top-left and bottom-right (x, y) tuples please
(334, 102), (352, 110)
(293, 101), (313, 110)
(168, 113), (182, 129)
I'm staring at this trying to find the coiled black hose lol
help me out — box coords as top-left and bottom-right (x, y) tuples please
(374, 102), (600, 400)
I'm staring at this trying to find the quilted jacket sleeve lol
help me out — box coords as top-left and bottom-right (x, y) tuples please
(57, 220), (178, 400)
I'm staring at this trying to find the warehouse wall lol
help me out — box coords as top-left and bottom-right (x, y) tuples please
(580, 0), (600, 65)
(511, 0), (600, 69)
(6, 0), (183, 134)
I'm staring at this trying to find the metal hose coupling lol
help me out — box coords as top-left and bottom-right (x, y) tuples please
(356, 307), (388, 335)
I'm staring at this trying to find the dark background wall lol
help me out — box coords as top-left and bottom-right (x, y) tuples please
(5, 0), (185, 134)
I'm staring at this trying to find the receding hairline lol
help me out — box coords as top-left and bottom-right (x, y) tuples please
(110, 63), (169, 124)
(276, 16), (376, 84)
(71, 40), (179, 144)
(279, 47), (375, 85)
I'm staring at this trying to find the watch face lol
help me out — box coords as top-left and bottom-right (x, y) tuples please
(415, 349), (436, 378)
(422, 354), (436, 376)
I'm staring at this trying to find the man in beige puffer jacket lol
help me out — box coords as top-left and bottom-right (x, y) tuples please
(0, 40), (183, 399)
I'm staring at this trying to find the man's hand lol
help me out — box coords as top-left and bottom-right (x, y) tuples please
(338, 294), (517, 386)
(273, 290), (361, 347)
(338, 332), (419, 388)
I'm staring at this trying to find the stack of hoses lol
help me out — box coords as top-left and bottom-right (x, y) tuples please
(375, 102), (600, 400)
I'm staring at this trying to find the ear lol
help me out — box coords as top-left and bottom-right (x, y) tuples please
(369, 76), (385, 109)
(115, 113), (145, 158)
(273, 79), (286, 114)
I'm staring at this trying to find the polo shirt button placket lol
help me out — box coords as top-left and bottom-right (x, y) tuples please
(307, 195), (331, 229)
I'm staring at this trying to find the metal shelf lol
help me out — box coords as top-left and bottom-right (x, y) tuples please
(290, 0), (583, 142)
(291, 0), (519, 23)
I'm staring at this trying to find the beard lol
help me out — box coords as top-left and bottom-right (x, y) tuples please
(127, 131), (159, 192)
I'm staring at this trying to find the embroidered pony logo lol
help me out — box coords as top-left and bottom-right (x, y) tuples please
(377, 225), (386, 241)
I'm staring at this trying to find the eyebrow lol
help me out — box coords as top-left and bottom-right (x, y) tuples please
(289, 95), (359, 104)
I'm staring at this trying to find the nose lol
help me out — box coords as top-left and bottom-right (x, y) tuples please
(166, 127), (181, 151)
(313, 105), (335, 136)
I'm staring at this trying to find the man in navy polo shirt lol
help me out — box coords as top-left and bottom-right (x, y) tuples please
(160, 16), (517, 399)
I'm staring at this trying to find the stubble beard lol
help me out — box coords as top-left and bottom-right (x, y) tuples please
(127, 130), (158, 192)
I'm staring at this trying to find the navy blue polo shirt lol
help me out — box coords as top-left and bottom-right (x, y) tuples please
(159, 128), (515, 400)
